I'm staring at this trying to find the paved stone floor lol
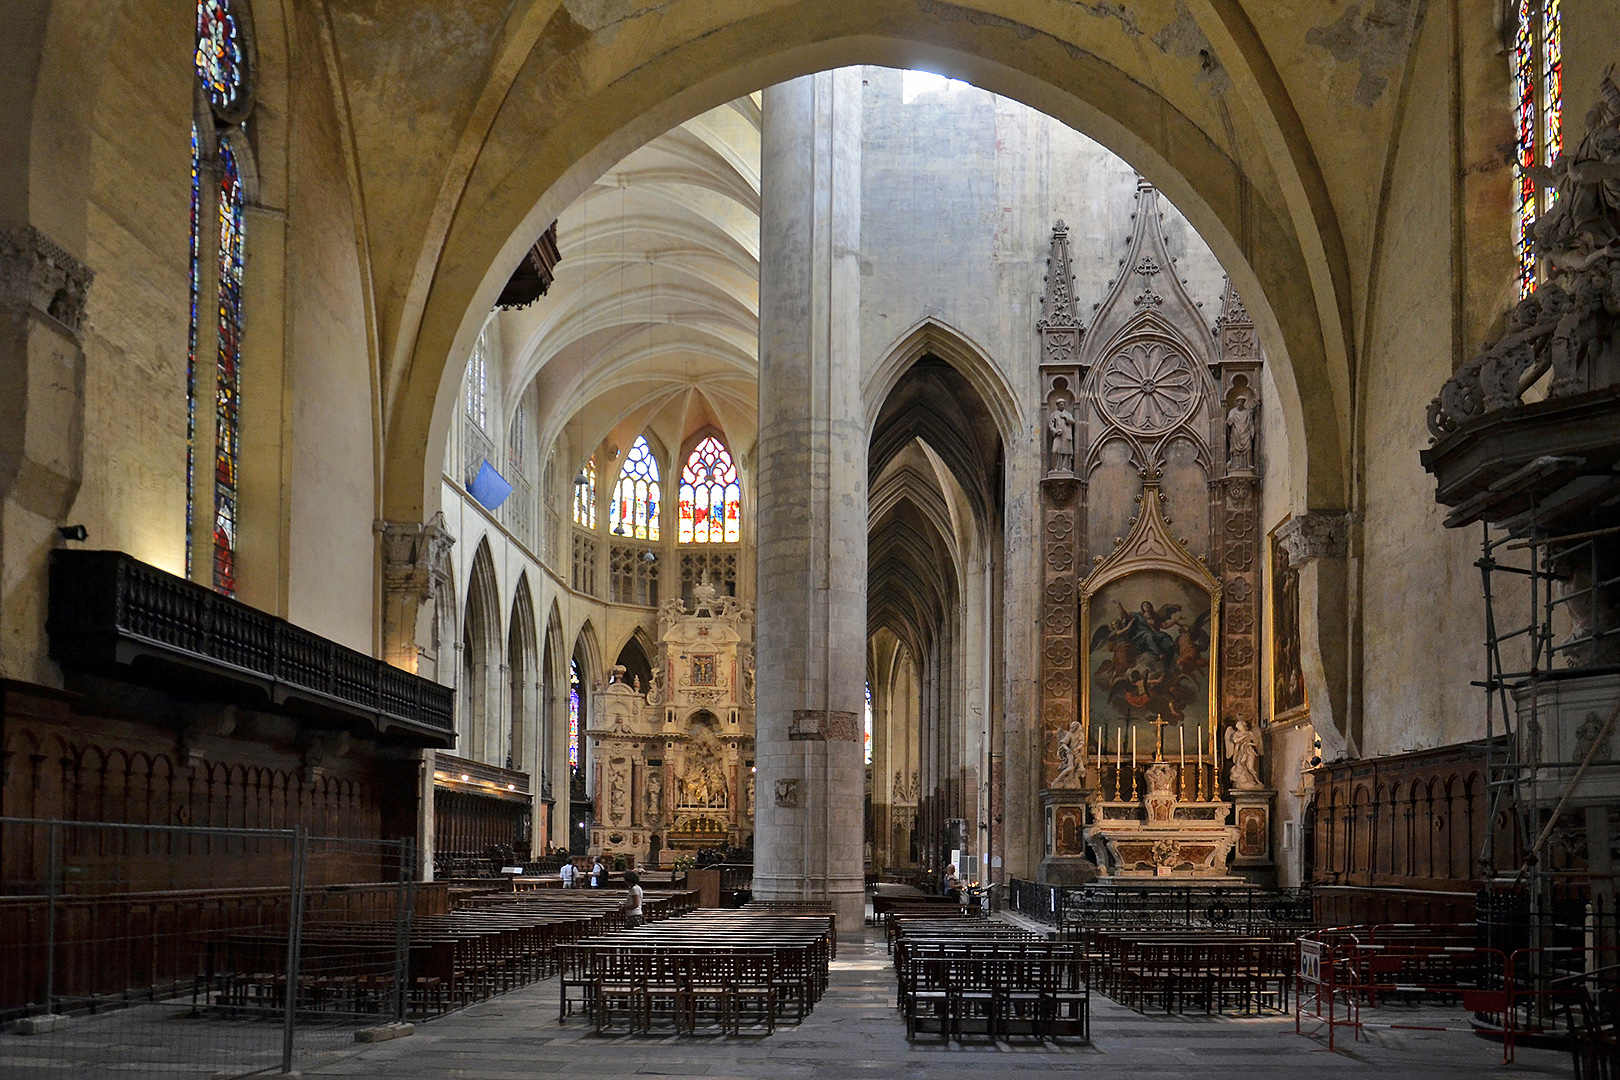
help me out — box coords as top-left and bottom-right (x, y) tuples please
(292, 931), (1574, 1080)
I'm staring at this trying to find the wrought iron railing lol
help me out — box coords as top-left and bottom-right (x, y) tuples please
(48, 549), (455, 745)
(1006, 878), (1314, 928)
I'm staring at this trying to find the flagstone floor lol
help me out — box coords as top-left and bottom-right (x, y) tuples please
(292, 930), (1574, 1080)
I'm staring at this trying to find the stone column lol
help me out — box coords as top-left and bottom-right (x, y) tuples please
(1277, 512), (1353, 758)
(753, 70), (866, 932)
(0, 226), (92, 686)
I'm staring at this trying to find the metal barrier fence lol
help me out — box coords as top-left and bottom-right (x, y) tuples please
(0, 817), (415, 1078)
(1295, 921), (1620, 1065)
(1006, 878), (1314, 929)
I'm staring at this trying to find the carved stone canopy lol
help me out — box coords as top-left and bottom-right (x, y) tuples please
(0, 226), (94, 338)
(1275, 511), (1350, 564)
(380, 511), (455, 602)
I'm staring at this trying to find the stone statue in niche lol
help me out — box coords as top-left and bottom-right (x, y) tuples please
(1224, 718), (1264, 790)
(1048, 399), (1076, 474)
(745, 773), (756, 816)
(645, 770), (662, 819)
(609, 770), (628, 823)
(1226, 395), (1256, 471)
(1053, 720), (1083, 785)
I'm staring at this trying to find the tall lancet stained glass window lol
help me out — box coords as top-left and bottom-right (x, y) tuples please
(610, 437), (661, 541)
(573, 457), (597, 528)
(187, 0), (250, 594)
(1513, 0), (1563, 296)
(679, 436), (741, 544)
(213, 141), (245, 594)
(568, 658), (582, 769)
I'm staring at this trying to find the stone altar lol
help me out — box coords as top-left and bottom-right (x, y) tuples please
(1084, 759), (1238, 877)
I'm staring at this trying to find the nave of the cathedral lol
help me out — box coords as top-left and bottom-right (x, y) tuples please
(6, 0), (1620, 1073)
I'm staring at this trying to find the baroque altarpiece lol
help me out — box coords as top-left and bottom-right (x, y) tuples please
(1037, 180), (1273, 884)
(586, 580), (756, 864)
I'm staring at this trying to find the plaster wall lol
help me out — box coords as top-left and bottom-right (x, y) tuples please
(1355, 10), (1489, 758)
(70, 0), (193, 580)
(283, 8), (377, 654)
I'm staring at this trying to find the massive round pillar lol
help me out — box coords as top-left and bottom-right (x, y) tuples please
(752, 69), (867, 932)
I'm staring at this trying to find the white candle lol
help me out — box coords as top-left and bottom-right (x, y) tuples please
(1179, 725), (1185, 761)
(1097, 724), (1103, 763)
(1131, 726), (1137, 768)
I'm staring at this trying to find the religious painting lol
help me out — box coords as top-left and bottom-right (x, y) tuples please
(1237, 805), (1268, 858)
(1270, 528), (1307, 721)
(690, 654), (717, 686)
(1086, 570), (1213, 750)
(1054, 805), (1086, 856)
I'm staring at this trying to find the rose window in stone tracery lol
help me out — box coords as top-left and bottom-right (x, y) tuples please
(1098, 340), (1198, 435)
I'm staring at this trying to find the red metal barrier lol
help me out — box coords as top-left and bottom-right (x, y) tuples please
(1295, 924), (1512, 1062)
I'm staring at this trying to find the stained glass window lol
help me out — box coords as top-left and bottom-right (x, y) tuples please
(187, 0), (250, 596)
(569, 658), (582, 769)
(610, 436), (661, 541)
(465, 328), (488, 430)
(186, 123), (202, 579)
(213, 141), (245, 595)
(573, 456), (596, 528)
(678, 436), (741, 544)
(1543, 0), (1563, 172)
(508, 409), (526, 479)
(195, 0), (246, 116)
(865, 682), (873, 766)
(1513, 0), (1563, 296)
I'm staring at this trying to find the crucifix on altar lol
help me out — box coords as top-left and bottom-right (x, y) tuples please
(1149, 713), (1170, 762)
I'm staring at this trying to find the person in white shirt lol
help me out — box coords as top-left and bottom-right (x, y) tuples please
(590, 858), (604, 888)
(559, 859), (577, 888)
(622, 871), (644, 928)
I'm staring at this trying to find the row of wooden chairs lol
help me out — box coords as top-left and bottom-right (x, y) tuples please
(891, 919), (1090, 1043)
(1085, 929), (1297, 1014)
(560, 912), (835, 1036)
(196, 890), (685, 1019)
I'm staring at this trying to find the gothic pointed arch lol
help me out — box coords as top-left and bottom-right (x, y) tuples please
(507, 572), (540, 771)
(864, 318), (1023, 442)
(461, 538), (502, 762)
(613, 627), (657, 692)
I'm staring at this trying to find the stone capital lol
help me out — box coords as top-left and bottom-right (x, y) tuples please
(379, 511), (455, 602)
(0, 226), (93, 339)
(1276, 511), (1351, 565)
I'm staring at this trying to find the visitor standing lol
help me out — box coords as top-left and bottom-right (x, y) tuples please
(590, 856), (605, 888)
(559, 858), (577, 888)
(622, 871), (645, 928)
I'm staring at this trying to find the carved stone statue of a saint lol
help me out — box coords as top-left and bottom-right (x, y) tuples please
(1224, 718), (1264, 791)
(609, 771), (628, 823)
(1048, 399), (1076, 474)
(645, 770), (662, 819)
(1226, 396), (1256, 472)
(1053, 720), (1083, 785)
(745, 773), (755, 816)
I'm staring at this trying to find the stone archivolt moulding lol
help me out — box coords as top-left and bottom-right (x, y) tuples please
(0, 225), (94, 338)
(1275, 511), (1351, 565)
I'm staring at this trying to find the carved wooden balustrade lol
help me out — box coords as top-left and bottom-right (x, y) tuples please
(46, 549), (455, 746)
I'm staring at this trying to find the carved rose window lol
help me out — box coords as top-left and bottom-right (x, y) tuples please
(1100, 341), (1197, 434)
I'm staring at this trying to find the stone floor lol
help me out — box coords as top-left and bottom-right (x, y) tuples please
(290, 930), (1574, 1080)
